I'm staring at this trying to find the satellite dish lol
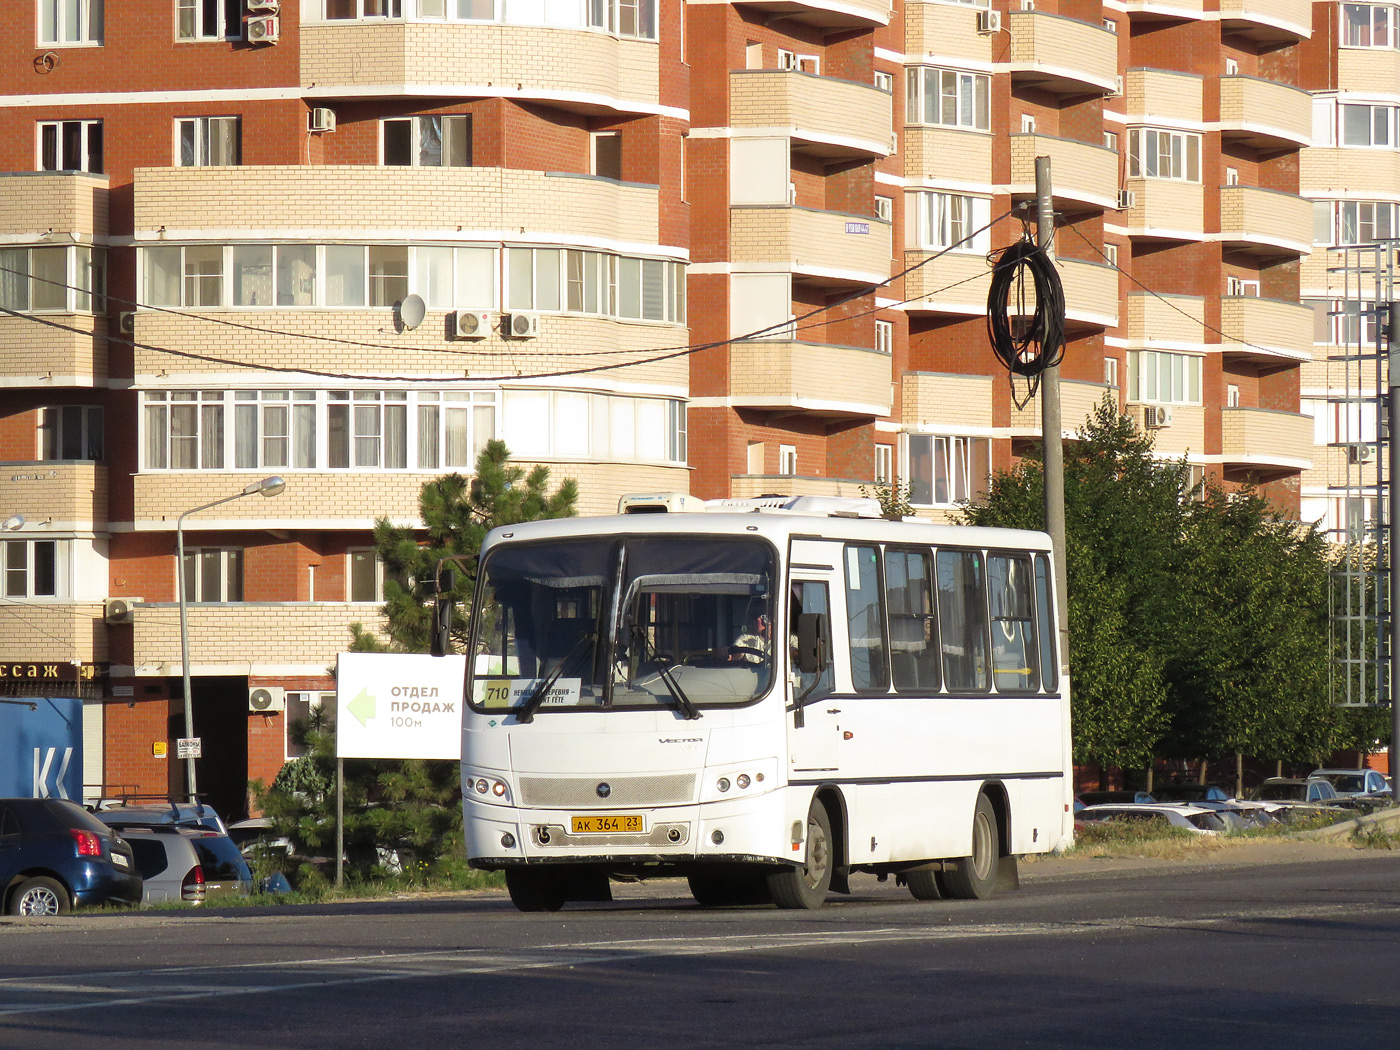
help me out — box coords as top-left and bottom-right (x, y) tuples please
(399, 293), (426, 331)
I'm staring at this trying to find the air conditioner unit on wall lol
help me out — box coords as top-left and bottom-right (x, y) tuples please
(505, 312), (539, 338)
(246, 0), (280, 10)
(1143, 405), (1173, 429)
(104, 597), (141, 625)
(118, 312), (135, 335)
(1117, 189), (1136, 210)
(245, 15), (279, 43)
(1347, 443), (1375, 464)
(309, 108), (336, 133)
(248, 686), (286, 713)
(451, 310), (492, 339)
(977, 9), (1002, 33)
(1107, 75), (1123, 98)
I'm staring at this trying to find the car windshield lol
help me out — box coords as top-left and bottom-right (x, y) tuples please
(472, 535), (776, 713)
(1330, 774), (1367, 793)
(192, 836), (252, 881)
(1252, 782), (1306, 801)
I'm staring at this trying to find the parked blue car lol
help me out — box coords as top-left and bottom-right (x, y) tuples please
(0, 798), (143, 915)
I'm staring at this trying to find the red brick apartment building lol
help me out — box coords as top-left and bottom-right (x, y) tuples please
(0, 0), (1336, 817)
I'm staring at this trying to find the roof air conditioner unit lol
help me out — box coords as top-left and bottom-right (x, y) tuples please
(245, 15), (279, 43)
(246, 0), (280, 10)
(451, 310), (492, 340)
(248, 686), (286, 713)
(118, 312), (135, 335)
(1117, 189), (1136, 210)
(309, 108), (336, 133)
(505, 312), (539, 339)
(1348, 443), (1375, 464)
(104, 597), (141, 625)
(1143, 405), (1173, 429)
(977, 9), (1002, 33)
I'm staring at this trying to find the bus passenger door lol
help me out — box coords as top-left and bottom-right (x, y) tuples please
(787, 576), (841, 773)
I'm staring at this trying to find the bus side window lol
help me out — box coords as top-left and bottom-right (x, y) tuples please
(936, 548), (989, 692)
(886, 547), (940, 693)
(988, 554), (1038, 692)
(1034, 555), (1058, 692)
(789, 580), (833, 699)
(844, 545), (889, 692)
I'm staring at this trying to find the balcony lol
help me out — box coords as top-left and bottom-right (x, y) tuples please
(730, 71), (892, 159)
(1124, 0), (1204, 20)
(1301, 148), (1400, 199)
(1010, 380), (1115, 436)
(1219, 406), (1313, 477)
(1008, 11), (1119, 97)
(1218, 76), (1312, 151)
(736, 0), (890, 28)
(0, 462), (107, 528)
(514, 462), (689, 516)
(1219, 0), (1311, 43)
(1059, 257), (1118, 329)
(132, 472), (428, 530)
(2, 603), (106, 663)
(1124, 69), (1203, 125)
(1010, 134), (1119, 211)
(1129, 403), (1206, 457)
(133, 166), (659, 243)
(1218, 296), (1312, 364)
(905, 0), (992, 55)
(730, 205), (892, 287)
(0, 172), (108, 241)
(728, 340), (892, 417)
(1123, 178), (1205, 242)
(1218, 185), (1312, 257)
(902, 127), (993, 185)
(1126, 292), (1205, 348)
(0, 314), (106, 387)
(1339, 49), (1400, 97)
(902, 372), (994, 427)
(131, 603), (389, 675)
(728, 474), (872, 499)
(299, 22), (660, 113)
(903, 251), (993, 317)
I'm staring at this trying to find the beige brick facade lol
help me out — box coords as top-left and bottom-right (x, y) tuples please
(1, 604), (108, 663)
(1060, 257), (1119, 326)
(1218, 0), (1313, 36)
(728, 474), (870, 499)
(0, 462), (107, 528)
(1125, 69), (1203, 124)
(1011, 380), (1115, 432)
(902, 129), (994, 185)
(0, 173), (109, 240)
(1127, 292), (1205, 345)
(902, 373), (994, 429)
(1130, 403), (1206, 458)
(729, 205), (892, 280)
(1219, 184), (1312, 253)
(1010, 134), (1119, 209)
(1219, 296), (1313, 360)
(1220, 406), (1314, 467)
(0, 314), (106, 386)
(131, 602), (387, 670)
(904, 2), (995, 60)
(728, 340), (893, 414)
(1126, 178), (1205, 239)
(904, 251), (993, 315)
(1008, 11), (1119, 92)
(1301, 148), (1400, 197)
(730, 71), (892, 154)
(1219, 76), (1311, 146)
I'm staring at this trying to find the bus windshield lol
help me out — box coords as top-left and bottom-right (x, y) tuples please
(471, 535), (776, 714)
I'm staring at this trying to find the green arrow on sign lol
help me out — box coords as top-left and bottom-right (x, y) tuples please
(348, 687), (376, 727)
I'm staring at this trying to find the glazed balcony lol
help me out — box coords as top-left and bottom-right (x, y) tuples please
(1218, 185), (1312, 257)
(902, 251), (993, 317)
(1219, 0), (1311, 43)
(728, 339), (892, 417)
(1010, 134), (1118, 211)
(1123, 178), (1205, 242)
(2, 603), (107, 663)
(730, 70), (893, 159)
(902, 372), (994, 429)
(905, 0), (991, 54)
(730, 205), (892, 287)
(0, 462), (107, 528)
(1060, 257), (1118, 329)
(1218, 76), (1311, 151)
(299, 22), (659, 112)
(1124, 69), (1203, 125)
(0, 314), (106, 387)
(0, 172), (108, 241)
(903, 127), (993, 185)
(1126, 292), (1205, 347)
(1218, 296), (1312, 364)
(1220, 406), (1313, 477)
(132, 166), (659, 243)
(1007, 11), (1119, 97)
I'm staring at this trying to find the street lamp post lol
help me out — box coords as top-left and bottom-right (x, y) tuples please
(177, 476), (285, 802)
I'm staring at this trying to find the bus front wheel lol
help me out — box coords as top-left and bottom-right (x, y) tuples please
(505, 868), (566, 912)
(941, 794), (1000, 900)
(768, 801), (833, 910)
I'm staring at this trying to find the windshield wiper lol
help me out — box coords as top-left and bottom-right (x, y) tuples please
(631, 626), (701, 720)
(515, 631), (597, 724)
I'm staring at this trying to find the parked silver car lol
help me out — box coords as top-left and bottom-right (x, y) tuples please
(115, 826), (252, 905)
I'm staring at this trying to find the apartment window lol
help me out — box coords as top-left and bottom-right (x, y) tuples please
(587, 0), (657, 39)
(912, 192), (991, 253)
(181, 547), (243, 602)
(1227, 384), (1241, 408)
(907, 434), (988, 507)
(1103, 242), (1119, 268)
(777, 48), (797, 69)
(328, 391), (409, 469)
(874, 71), (893, 92)
(778, 445), (797, 475)
(1225, 166), (1240, 185)
(592, 132), (623, 180)
(0, 246), (104, 313)
(1103, 356), (1119, 387)
(905, 67), (991, 131)
(1103, 131), (1119, 151)
(1127, 127), (1200, 182)
(1227, 276), (1260, 296)
(1343, 3), (1399, 47)
(143, 391), (226, 470)
(184, 245), (225, 307)
(325, 0), (402, 16)
(40, 0), (102, 44)
(1020, 114), (1037, 134)
(875, 444), (893, 484)
(875, 319), (893, 355)
(500, 390), (683, 464)
(1224, 57), (1240, 74)
(416, 390), (498, 469)
(3, 541), (60, 598)
(177, 0), (243, 39)
(234, 390), (317, 469)
(38, 120), (103, 174)
(1340, 103), (1398, 146)
(382, 115), (471, 167)
(1320, 200), (1398, 245)
(1127, 350), (1202, 404)
(285, 692), (334, 758)
(39, 406), (104, 461)
(348, 548), (386, 602)
(1102, 16), (1117, 31)
(178, 117), (241, 166)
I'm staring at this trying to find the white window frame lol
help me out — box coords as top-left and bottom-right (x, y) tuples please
(905, 67), (991, 131)
(0, 245), (104, 313)
(778, 444), (798, 475)
(586, 0), (657, 39)
(1339, 102), (1398, 147)
(1227, 276), (1261, 297)
(1127, 126), (1201, 182)
(912, 191), (992, 253)
(2, 539), (64, 599)
(875, 319), (893, 355)
(1342, 3), (1399, 47)
(324, 0), (403, 18)
(177, 0), (243, 40)
(177, 116), (241, 166)
(874, 70), (893, 92)
(1322, 200), (1398, 245)
(591, 131), (623, 180)
(39, 0), (102, 45)
(381, 114), (471, 167)
(38, 120), (103, 173)
(182, 547), (244, 602)
(874, 444), (893, 484)
(1103, 356), (1119, 387)
(906, 434), (988, 507)
(39, 405), (104, 461)
(347, 547), (386, 603)
(1127, 350), (1203, 405)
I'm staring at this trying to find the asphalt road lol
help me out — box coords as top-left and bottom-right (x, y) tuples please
(2, 849), (1398, 1050)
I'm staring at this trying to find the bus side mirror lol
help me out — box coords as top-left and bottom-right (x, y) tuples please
(795, 613), (827, 675)
(430, 596), (454, 657)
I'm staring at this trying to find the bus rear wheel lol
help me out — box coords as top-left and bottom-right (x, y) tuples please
(941, 794), (1000, 900)
(505, 868), (566, 912)
(767, 801), (833, 910)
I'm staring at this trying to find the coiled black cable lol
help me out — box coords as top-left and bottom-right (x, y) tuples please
(986, 236), (1066, 378)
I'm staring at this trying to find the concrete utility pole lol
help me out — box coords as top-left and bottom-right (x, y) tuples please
(1389, 314), (1400, 804)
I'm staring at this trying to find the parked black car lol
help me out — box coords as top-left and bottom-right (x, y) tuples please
(0, 798), (143, 915)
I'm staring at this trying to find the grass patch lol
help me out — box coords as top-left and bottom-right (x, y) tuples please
(1351, 823), (1400, 850)
(1064, 821), (1229, 860)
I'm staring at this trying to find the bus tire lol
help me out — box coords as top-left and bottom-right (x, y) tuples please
(767, 801), (833, 910)
(905, 869), (943, 901)
(505, 868), (566, 912)
(941, 794), (1000, 900)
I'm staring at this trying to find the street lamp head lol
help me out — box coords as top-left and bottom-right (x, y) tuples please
(1, 514), (24, 532)
(243, 476), (286, 498)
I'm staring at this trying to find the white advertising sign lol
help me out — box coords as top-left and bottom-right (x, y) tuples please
(336, 652), (467, 760)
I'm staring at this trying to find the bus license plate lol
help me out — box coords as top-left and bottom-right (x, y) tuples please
(571, 814), (644, 834)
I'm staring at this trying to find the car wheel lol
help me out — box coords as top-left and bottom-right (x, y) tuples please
(9, 876), (68, 916)
(767, 801), (834, 910)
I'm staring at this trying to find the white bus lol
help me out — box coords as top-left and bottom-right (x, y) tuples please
(461, 496), (1072, 911)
